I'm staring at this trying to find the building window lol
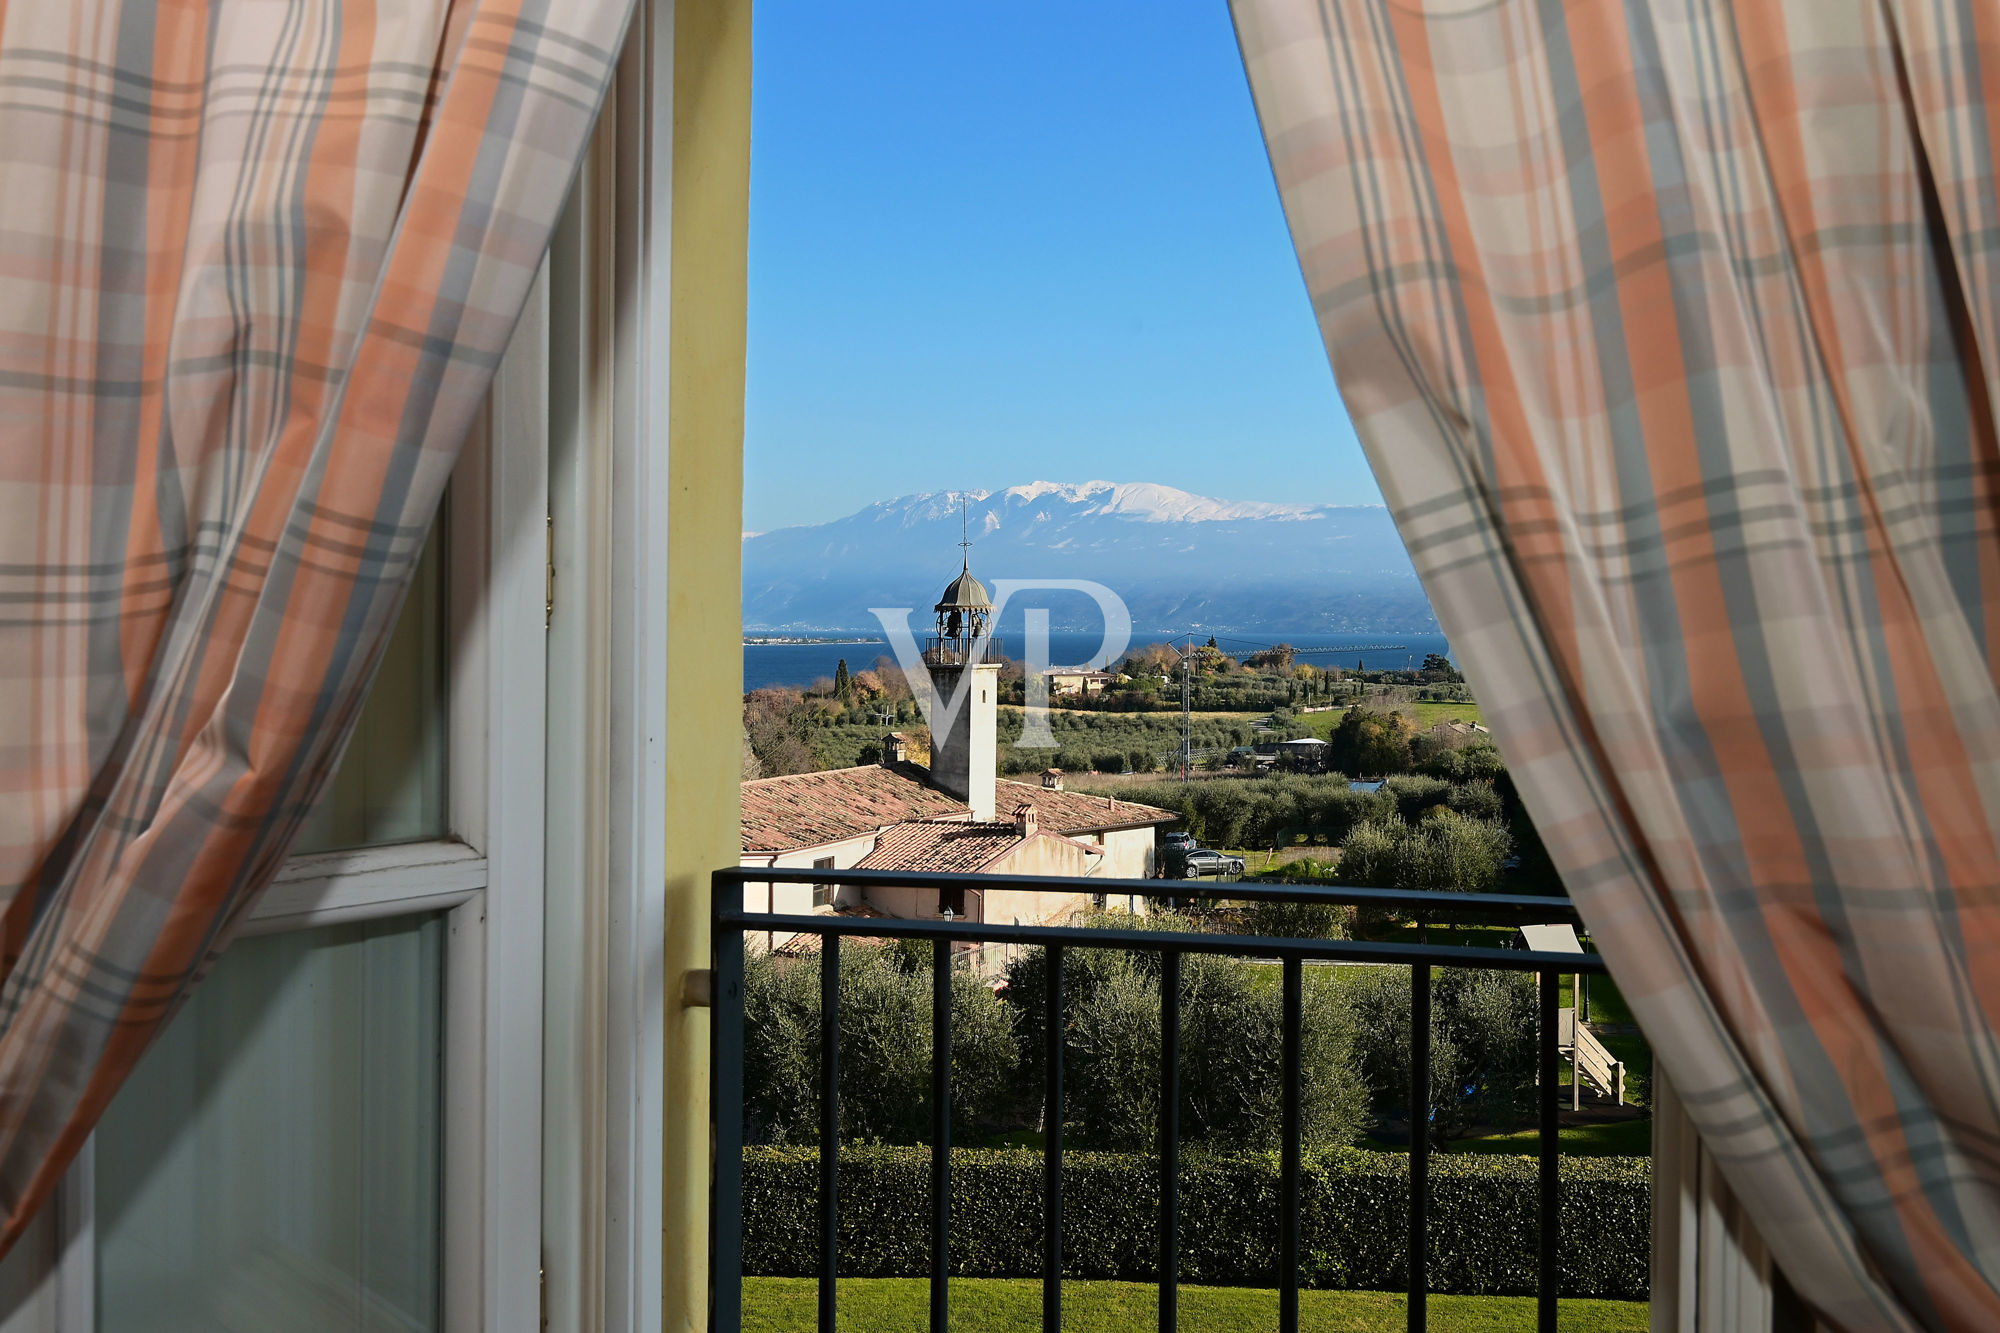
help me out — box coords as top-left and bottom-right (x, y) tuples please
(812, 857), (836, 908)
(939, 886), (966, 918)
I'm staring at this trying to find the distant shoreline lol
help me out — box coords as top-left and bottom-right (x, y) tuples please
(742, 636), (885, 646)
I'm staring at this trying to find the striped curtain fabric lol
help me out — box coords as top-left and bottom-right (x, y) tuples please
(0, 0), (628, 1245)
(1233, 2), (2000, 1329)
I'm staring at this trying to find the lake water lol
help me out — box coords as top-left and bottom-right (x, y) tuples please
(744, 629), (1453, 693)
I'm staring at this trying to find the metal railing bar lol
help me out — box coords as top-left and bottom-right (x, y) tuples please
(711, 915), (746, 1333)
(1159, 949), (1180, 1333)
(931, 938), (952, 1333)
(819, 937), (841, 1332)
(719, 865), (1589, 922)
(709, 866), (1615, 1333)
(1280, 956), (1303, 1333)
(1538, 968), (1560, 1333)
(1045, 944), (1065, 1333)
(1408, 962), (1430, 1333)
(717, 910), (1608, 975)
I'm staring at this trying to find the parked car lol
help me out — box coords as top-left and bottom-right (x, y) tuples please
(1162, 831), (1196, 852)
(1181, 848), (1246, 879)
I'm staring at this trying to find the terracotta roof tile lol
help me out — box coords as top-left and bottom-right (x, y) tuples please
(739, 764), (1178, 855)
(856, 820), (1024, 873)
(740, 765), (967, 853)
(994, 780), (1177, 834)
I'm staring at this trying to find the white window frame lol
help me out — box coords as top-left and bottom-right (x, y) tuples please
(15, 277), (556, 1333)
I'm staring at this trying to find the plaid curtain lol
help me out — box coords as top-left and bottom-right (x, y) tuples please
(0, 0), (629, 1245)
(1234, 2), (2000, 1329)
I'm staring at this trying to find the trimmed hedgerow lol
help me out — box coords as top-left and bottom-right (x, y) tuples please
(741, 1146), (1649, 1300)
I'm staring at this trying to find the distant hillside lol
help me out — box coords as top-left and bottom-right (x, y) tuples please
(742, 481), (1436, 634)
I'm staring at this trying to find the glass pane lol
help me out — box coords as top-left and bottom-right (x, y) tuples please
(95, 916), (445, 1333)
(294, 525), (449, 853)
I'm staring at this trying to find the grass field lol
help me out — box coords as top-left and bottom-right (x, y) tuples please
(1449, 1118), (1654, 1156)
(743, 1278), (1648, 1331)
(1294, 700), (1483, 740)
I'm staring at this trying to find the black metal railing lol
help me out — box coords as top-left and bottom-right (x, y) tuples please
(710, 867), (1612, 1333)
(922, 634), (1006, 666)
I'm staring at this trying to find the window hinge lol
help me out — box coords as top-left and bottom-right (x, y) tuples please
(545, 513), (555, 629)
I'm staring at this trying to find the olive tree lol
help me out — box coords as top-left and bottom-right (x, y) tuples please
(743, 944), (1017, 1145)
(1340, 964), (1538, 1145)
(1008, 920), (1370, 1153)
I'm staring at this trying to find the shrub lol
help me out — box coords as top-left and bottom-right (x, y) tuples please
(1333, 819), (1403, 890)
(1331, 810), (1512, 900)
(1004, 929), (1369, 1152)
(1066, 958), (1162, 1149)
(1244, 892), (1353, 941)
(1418, 743), (1506, 785)
(1383, 774), (1450, 822)
(1179, 956), (1368, 1152)
(1336, 966), (1537, 1142)
(1446, 779), (1503, 822)
(1080, 775), (1374, 850)
(1396, 809), (1513, 897)
(739, 1146), (1650, 1299)
(744, 945), (1017, 1145)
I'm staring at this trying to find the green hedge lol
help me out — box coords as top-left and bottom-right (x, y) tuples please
(742, 1146), (1649, 1300)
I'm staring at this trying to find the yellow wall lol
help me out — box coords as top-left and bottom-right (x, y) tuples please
(663, 0), (751, 1327)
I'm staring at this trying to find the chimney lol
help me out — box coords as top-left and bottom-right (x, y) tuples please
(1013, 802), (1038, 838)
(880, 733), (906, 767)
(1042, 768), (1064, 791)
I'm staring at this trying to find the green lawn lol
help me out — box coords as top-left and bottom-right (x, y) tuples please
(744, 1278), (1647, 1331)
(1405, 701), (1484, 729)
(1294, 700), (1483, 740)
(1445, 1118), (1654, 1157)
(1356, 1117), (1650, 1157)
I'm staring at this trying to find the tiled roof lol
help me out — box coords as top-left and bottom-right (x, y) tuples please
(739, 763), (1179, 855)
(740, 764), (967, 853)
(856, 820), (1024, 873)
(994, 780), (1177, 833)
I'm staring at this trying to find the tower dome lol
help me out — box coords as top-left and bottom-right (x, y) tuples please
(930, 496), (994, 659)
(933, 561), (992, 615)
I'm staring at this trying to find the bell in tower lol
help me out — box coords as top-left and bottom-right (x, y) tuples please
(929, 498), (994, 666)
(931, 560), (992, 665)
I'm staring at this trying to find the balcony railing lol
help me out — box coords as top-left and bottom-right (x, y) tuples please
(922, 634), (1006, 666)
(710, 866), (1614, 1333)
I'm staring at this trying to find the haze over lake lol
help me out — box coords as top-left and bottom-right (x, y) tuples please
(744, 629), (1454, 694)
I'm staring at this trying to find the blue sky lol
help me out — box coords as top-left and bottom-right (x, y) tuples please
(744, 0), (1377, 534)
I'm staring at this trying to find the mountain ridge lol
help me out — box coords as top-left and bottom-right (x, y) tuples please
(742, 481), (1435, 634)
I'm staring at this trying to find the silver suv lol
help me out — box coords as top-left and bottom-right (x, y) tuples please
(1181, 848), (1245, 879)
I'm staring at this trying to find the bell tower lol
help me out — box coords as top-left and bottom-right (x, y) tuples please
(925, 503), (999, 821)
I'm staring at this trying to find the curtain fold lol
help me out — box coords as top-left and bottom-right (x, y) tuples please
(1232, 2), (2000, 1329)
(0, 0), (629, 1245)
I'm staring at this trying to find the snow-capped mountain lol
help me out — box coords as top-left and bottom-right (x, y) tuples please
(742, 481), (1436, 634)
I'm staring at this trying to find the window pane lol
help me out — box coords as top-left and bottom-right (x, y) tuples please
(95, 916), (445, 1333)
(294, 525), (449, 853)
